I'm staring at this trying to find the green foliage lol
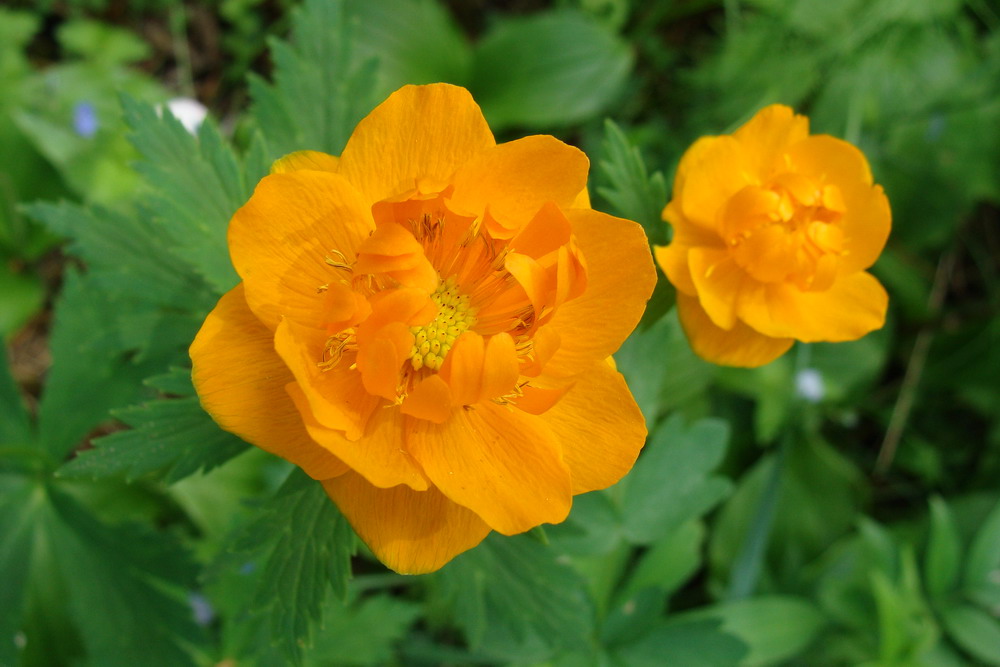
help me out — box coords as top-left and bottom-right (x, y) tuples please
(597, 118), (669, 245)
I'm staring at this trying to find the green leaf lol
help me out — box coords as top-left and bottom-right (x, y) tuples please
(925, 496), (962, 599)
(434, 532), (595, 661)
(305, 593), (421, 665)
(613, 617), (748, 666)
(222, 469), (355, 664)
(37, 269), (179, 460)
(619, 415), (731, 544)
(0, 478), (38, 664)
(614, 312), (674, 424)
(58, 19), (150, 64)
(350, 0), (472, 97)
(122, 97), (247, 294)
(44, 487), (202, 666)
(675, 596), (826, 665)
(58, 368), (248, 484)
(0, 341), (31, 446)
(941, 605), (1000, 665)
(965, 497), (1000, 590)
(621, 520), (705, 603)
(249, 0), (379, 158)
(597, 119), (669, 245)
(470, 10), (633, 129)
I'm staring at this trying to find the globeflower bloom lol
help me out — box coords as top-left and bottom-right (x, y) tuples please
(190, 84), (655, 573)
(656, 105), (890, 367)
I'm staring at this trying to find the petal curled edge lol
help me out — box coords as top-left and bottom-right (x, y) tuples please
(338, 84), (496, 204)
(322, 472), (490, 575)
(732, 104), (810, 179)
(676, 293), (793, 367)
(673, 135), (753, 232)
(189, 285), (348, 479)
(228, 170), (374, 330)
(406, 402), (573, 535)
(270, 150), (339, 174)
(536, 360), (646, 495)
(739, 271), (888, 343)
(544, 209), (656, 377)
(787, 135), (891, 274)
(449, 135), (589, 233)
(288, 388), (430, 491)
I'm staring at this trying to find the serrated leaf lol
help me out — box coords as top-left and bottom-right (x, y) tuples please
(675, 596), (826, 665)
(305, 593), (421, 665)
(925, 496), (962, 599)
(597, 119), (669, 245)
(619, 415), (731, 544)
(435, 532), (595, 660)
(249, 0), (378, 158)
(37, 269), (180, 460)
(221, 469), (355, 664)
(44, 487), (202, 666)
(965, 497), (1000, 591)
(122, 97), (246, 293)
(470, 9), (633, 129)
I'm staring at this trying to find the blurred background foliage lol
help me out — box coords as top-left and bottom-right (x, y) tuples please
(1, 0), (999, 664)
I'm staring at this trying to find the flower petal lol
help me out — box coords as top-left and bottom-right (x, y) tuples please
(688, 247), (758, 330)
(190, 285), (348, 479)
(535, 360), (646, 494)
(322, 472), (490, 574)
(450, 135), (589, 236)
(787, 135), (891, 273)
(673, 135), (753, 231)
(228, 170), (374, 330)
(270, 150), (339, 174)
(654, 243), (696, 295)
(401, 375), (453, 424)
(676, 293), (793, 367)
(406, 402), (572, 535)
(732, 104), (810, 177)
(290, 386), (430, 491)
(338, 84), (495, 203)
(544, 209), (656, 376)
(739, 271), (888, 342)
(274, 319), (380, 439)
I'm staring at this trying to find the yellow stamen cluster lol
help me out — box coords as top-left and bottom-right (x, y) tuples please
(409, 276), (476, 371)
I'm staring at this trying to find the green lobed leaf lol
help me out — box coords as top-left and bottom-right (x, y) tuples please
(305, 593), (421, 666)
(121, 97), (247, 294)
(965, 497), (1000, 591)
(0, 477), (38, 665)
(941, 604), (1000, 666)
(613, 617), (748, 666)
(218, 469), (355, 664)
(619, 414), (732, 544)
(248, 0), (379, 158)
(597, 119), (669, 245)
(434, 532), (595, 661)
(58, 368), (248, 484)
(470, 9), (633, 129)
(924, 496), (962, 599)
(674, 595), (826, 665)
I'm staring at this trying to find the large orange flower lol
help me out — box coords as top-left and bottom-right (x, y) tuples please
(190, 84), (655, 573)
(656, 105), (891, 367)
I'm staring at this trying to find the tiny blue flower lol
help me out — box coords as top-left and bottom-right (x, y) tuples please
(72, 101), (99, 138)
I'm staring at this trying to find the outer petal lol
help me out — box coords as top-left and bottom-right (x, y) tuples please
(322, 472), (490, 574)
(189, 285), (347, 479)
(449, 136), (589, 233)
(787, 135), (891, 273)
(289, 387), (430, 491)
(739, 271), (888, 343)
(673, 135), (754, 231)
(535, 360), (646, 494)
(688, 247), (758, 330)
(270, 150), (339, 174)
(228, 171), (374, 330)
(676, 293), (793, 367)
(406, 402), (572, 535)
(544, 209), (656, 376)
(654, 243), (696, 296)
(338, 84), (496, 203)
(732, 104), (810, 178)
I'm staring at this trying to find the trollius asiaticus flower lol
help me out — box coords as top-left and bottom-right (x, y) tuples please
(190, 84), (656, 573)
(656, 105), (891, 367)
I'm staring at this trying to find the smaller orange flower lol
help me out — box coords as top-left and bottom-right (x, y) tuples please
(656, 105), (891, 367)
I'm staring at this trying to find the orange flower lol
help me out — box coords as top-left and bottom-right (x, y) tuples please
(190, 84), (655, 573)
(656, 105), (891, 367)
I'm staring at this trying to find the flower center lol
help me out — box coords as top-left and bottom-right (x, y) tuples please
(408, 276), (477, 371)
(722, 174), (846, 290)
